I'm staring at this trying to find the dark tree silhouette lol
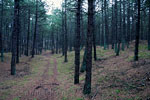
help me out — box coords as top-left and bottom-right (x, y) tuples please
(134, 0), (141, 61)
(83, 0), (95, 94)
(11, 0), (20, 75)
(26, 6), (31, 56)
(32, 0), (38, 58)
(0, 0), (4, 62)
(64, 0), (68, 62)
(148, 6), (150, 50)
(74, 0), (81, 84)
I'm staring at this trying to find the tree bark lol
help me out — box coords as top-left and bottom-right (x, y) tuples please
(122, 0), (126, 51)
(83, 0), (94, 94)
(64, 0), (68, 62)
(148, 6), (150, 50)
(114, 0), (118, 53)
(74, 0), (81, 84)
(116, 0), (122, 56)
(26, 7), (31, 56)
(111, 3), (114, 49)
(0, 0), (4, 62)
(11, 0), (20, 75)
(134, 0), (140, 61)
(16, 2), (20, 63)
(127, 1), (131, 48)
(32, 0), (38, 58)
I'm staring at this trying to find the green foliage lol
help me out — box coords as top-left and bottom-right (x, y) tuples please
(62, 97), (68, 100)
(76, 98), (84, 100)
(13, 97), (20, 100)
(145, 0), (150, 7)
(115, 89), (121, 94)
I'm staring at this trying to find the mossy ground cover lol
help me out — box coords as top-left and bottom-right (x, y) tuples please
(0, 54), (50, 100)
(51, 44), (150, 100)
(0, 43), (150, 100)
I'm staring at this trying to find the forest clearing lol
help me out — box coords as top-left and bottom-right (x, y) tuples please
(0, 42), (150, 100)
(0, 0), (150, 100)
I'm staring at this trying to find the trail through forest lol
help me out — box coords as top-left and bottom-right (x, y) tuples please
(22, 52), (59, 100)
(8, 52), (59, 100)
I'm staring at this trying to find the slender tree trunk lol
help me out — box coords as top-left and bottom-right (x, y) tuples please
(32, 0), (38, 58)
(26, 7), (30, 56)
(56, 30), (59, 54)
(114, 0), (118, 53)
(61, 7), (65, 56)
(101, 0), (104, 46)
(122, 0), (126, 51)
(148, 7), (150, 50)
(93, 31), (97, 61)
(74, 0), (81, 84)
(64, 0), (68, 62)
(51, 30), (55, 54)
(111, 3), (114, 49)
(127, 1), (131, 48)
(16, 5), (20, 63)
(0, 0), (4, 62)
(93, 8), (97, 61)
(116, 0), (122, 56)
(11, 0), (20, 75)
(83, 0), (94, 94)
(134, 0), (140, 61)
(131, 3), (135, 41)
(104, 0), (108, 50)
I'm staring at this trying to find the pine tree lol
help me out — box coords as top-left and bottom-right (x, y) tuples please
(83, 0), (95, 94)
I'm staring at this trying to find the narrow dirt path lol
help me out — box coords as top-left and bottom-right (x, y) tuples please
(18, 53), (59, 100)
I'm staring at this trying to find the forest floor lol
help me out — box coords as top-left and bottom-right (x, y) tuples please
(0, 41), (150, 100)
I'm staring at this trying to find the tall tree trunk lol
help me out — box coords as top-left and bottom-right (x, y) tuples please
(51, 30), (55, 54)
(127, 1), (131, 48)
(61, 6), (65, 56)
(74, 0), (81, 84)
(0, 0), (4, 62)
(101, 0), (104, 46)
(116, 0), (122, 56)
(56, 30), (59, 54)
(26, 7), (31, 56)
(111, 2), (114, 49)
(11, 0), (20, 75)
(122, 0), (126, 51)
(93, 30), (97, 61)
(32, 0), (38, 58)
(64, 0), (68, 62)
(134, 0), (140, 61)
(104, 0), (108, 50)
(148, 7), (150, 50)
(93, 4), (97, 61)
(16, 5), (20, 63)
(83, 0), (94, 94)
(114, 0), (118, 53)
